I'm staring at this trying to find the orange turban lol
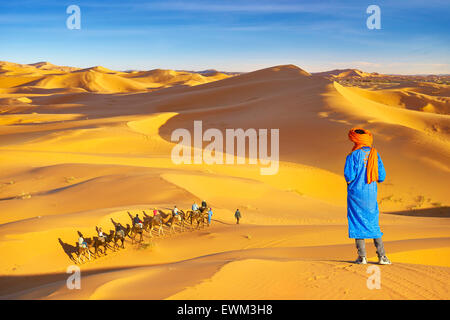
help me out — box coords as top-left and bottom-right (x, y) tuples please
(348, 128), (378, 184)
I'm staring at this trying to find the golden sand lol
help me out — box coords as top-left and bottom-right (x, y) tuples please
(0, 62), (448, 299)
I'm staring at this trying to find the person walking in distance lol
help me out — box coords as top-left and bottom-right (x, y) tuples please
(207, 207), (213, 226)
(234, 209), (241, 224)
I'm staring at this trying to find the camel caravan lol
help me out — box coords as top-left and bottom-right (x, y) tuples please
(74, 201), (213, 264)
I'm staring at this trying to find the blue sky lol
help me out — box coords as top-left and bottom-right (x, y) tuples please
(0, 0), (449, 74)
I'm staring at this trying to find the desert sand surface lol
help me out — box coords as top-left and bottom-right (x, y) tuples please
(0, 62), (449, 299)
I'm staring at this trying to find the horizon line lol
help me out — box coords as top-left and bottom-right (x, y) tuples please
(2, 60), (449, 77)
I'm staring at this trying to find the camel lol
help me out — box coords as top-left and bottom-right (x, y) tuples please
(148, 214), (165, 237)
(177, 209), (187, 231)
(189, 210), (207, 229)
(87, 235), (111, 257)
(185, 210), (195, 229)
(166, 211), (183, 233)
(105, 230), (115, 248)
(141, 211), (153, 232)
(81, 229), (113, 258)
(127, 211), (145, 243)
(184, 210), (193, 226)
(95, 227), (115, 252)
(75, 242), (91, 264)
(96, 226), (115, 247)
(76, 231), (97, 260)
(158, 209), (173, 223)
(111, 219), (131, 249)
(129, 223), (144, 244)
(83, 237), (98, 257)
(127, 211), (152, 230)
(118, 224), (131, 249)
(70, 205), (208, 263)
(114, 226), (128, 249)
(147, 210), (172, 237)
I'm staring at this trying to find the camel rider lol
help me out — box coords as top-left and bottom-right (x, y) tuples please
(192, 202), (199, 212)
(153, 208), (158, 216)
(202, 200), (207, 209)
(79, 236), (87, 248)
(115, 223), (125, 237)
(173, 205), (179, 216)
(98, 227), (106, 242)
(207, 208), (213, 226)
(134, 214), (143, 229)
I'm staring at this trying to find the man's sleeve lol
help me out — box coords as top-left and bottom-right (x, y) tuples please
(344, 152), (356, 184)
(377, 153), (386, 182)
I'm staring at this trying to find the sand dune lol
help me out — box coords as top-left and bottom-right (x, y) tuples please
(0, 61), (232, 94)
(336, 84), (450, 114)
(29, 70), (150, 93)
(0, 61), (78, 76)
(74, 66), (119, 74)
(28, 61), (80, 73)
(122, 69), (231, 88)
(0, 61), (234, 94)
(313, 68), (376, 79)
(0, 61), (449, 299)
(1, 223), (449, 299)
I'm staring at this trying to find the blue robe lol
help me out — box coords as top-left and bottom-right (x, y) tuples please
(208, 210), (213, 223)
(344, 147), (386, 239)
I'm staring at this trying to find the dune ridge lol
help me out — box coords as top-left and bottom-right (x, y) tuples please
(0, 61), (234, 94)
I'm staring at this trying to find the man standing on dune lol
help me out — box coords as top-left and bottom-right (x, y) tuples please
(344, 128), (391, 265)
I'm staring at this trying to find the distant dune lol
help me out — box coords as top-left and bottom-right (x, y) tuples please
(0, 61), (235, 93)
(28, 61), (80, 73)
(336, 84), (450, 115)
(28, 70), (150, 93)
(313, 68), (376, 78)
(122, 68), (231, 88)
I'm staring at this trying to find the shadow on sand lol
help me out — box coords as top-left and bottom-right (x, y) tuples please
(0, 265), (143, 298)
(57, 238), (77, 263)
(384, 206), (450, 218)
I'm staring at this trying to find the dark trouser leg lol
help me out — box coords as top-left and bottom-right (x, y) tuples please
(236, 217), (239, 224)
(373, 238), (386, 257)
(355, 239), (366, 257)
